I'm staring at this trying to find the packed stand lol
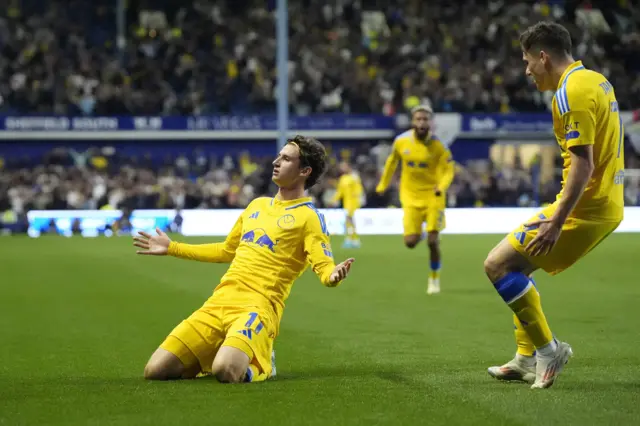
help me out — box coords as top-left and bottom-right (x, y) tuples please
(2, 139), (639, 231)
(1, 0), (639, 116)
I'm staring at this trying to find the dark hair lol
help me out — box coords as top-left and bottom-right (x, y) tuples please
(519, 21), (572, 57)
(411, 104), (433, 118)
(288, 135), (328, 189)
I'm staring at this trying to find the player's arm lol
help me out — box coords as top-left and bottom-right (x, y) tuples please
(552, 89), (596, 225)
(167, 214), (243, 263)
(303, 213), (354, 287)
(376, 140), (401, 193)
(436, 145), (455, 195)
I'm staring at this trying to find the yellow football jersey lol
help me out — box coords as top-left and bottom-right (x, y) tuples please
(167, 196), (337, 335)
(376, 130), (455, 208)
(552, 60), (624, 221)
(334, 173), (364, 208)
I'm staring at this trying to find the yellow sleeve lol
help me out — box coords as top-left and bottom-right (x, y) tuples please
(303, 211), (339, 287)
(376, 140), (401, 193)
(167, 213), (243, 263)
(561, 85), (596, 149)
(436, 144), (455, 192)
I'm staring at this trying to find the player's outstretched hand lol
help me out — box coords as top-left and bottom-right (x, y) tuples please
(330, 258), (355, 285)
(524, 217), (562, 257)
(133, 227), (172, 256)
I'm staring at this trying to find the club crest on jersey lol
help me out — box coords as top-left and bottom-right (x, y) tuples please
(277, 214), (296, 229)
(241, 228), (278, 252)
(403, 149), (411, 155)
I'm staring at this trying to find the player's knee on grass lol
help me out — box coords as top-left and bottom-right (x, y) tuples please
(144, 348), (191, 381)
(484, 239), (537, 283)
(211, 346), (251, 384)
(404, 234), (420, 249)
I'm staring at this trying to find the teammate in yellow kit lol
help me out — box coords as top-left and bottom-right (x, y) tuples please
(376, 105), (455, 295)
(485, 22), (624, 389)
(133, 135), (355, 384)
(333, 161), (364, 248)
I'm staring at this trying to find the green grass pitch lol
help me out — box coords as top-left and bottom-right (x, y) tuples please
(1, 234), (639, 425)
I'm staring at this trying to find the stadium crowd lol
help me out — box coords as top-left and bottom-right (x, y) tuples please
(1, 0), (640, 232)
(0, 0), (639, 115)
(2, 140), (639, 219)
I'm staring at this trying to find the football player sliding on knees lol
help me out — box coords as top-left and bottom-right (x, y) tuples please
(133, 135), (354, 384)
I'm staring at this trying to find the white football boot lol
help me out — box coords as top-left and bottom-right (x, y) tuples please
(531, 341), (573, 389)
(427, 277), (440, 295)
(488, 355), (536, 384)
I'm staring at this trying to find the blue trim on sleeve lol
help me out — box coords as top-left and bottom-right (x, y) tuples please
(555, 66), (585, 115)
(305, 204), (329, 235)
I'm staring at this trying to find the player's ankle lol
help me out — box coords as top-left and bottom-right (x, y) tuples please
(515, 353), (536, 367)
(536, 339), (558, 358)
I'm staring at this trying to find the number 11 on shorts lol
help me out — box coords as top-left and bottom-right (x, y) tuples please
(245, 312), (264, 334)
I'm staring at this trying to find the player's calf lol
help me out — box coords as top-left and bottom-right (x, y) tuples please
(426, 231), (441, 294)
(427, 231), (441, 267)
(211, 346), (251, 384)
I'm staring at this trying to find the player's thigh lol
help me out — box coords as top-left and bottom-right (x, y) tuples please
(507, 207), (620, 276)
(486, 205), (558, 280)
(485, 236), (539, 282)
(160, 305), (226, 374)
(403, 206), (426, 237)
(220, 308), (275, 381)
(426, 198), (446, 233)
(344, 205), (358, 221)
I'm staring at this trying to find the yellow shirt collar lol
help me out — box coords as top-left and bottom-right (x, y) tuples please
(271, 196), (313, 210)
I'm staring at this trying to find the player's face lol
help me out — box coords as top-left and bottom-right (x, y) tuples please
(522, 50), (553, 91)
(412, 111), (432, 139)
(272, 143), (311, 188)
(338, 162), (350, 174)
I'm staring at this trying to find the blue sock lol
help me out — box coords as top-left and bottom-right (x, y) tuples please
(494, 272), (532, 304)
(244, 367), (254, 383)
(430, 261), (441, 279)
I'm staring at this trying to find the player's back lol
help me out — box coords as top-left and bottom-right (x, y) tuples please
(552, 61), (624, 222)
